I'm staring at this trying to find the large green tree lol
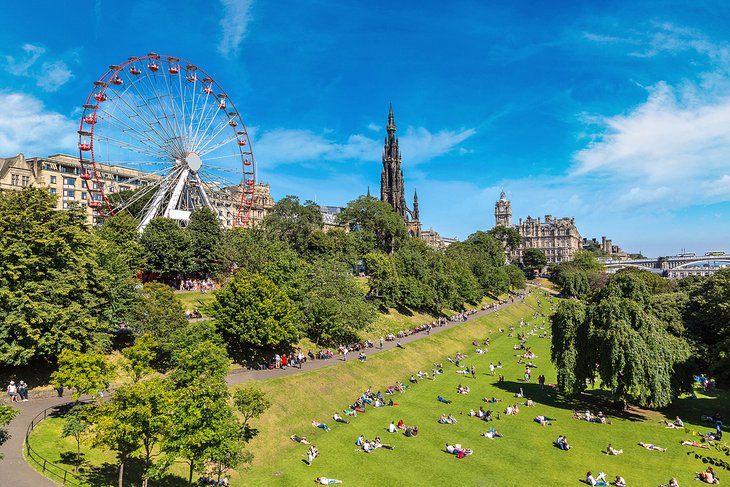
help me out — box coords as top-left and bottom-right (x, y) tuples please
(127, 282), (188, 353)
(337, 195), (408, 254)
(209, 272), (300, 357)
(50, 350), (115, 400)
(551, 272), (691, 408)
(0, 188), (111, 365)
(140, 217), (192, 275)
(187, 207), (225, 275)
(263, 195), (323, 253)
(522, 248), (548, 273)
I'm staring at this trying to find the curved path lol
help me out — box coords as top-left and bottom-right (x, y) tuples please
(0, 290), (541, 486)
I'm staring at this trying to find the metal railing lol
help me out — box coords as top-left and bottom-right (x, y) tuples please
(24, 402), (94, 486)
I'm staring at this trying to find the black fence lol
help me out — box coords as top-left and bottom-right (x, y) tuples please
(24, 402), (94, 486)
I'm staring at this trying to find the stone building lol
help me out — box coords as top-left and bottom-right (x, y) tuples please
(421, 227), (458, 250)
(0, 152), (273, 229)
(494, 191), (582, 264)
(380, 104), (421, 238)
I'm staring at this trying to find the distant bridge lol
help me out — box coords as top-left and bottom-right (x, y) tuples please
(603, 255), (730, 277)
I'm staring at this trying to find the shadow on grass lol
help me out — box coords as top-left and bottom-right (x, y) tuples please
(82, 459), (190, 487)
(493, 380), (647, 422)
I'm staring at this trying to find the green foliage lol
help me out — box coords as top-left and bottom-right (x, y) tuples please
(0, 188), (111, 366)
(0, 404), (18, 458)
(505, 263), (527, 290)
(127, 282), (188, 352)
(263, 195), (323, 253)
(554, 250), (604, 298)
(187, 208), (225, 275)
(488, 225), (521, 253)
(61, 404), (91, 473)
(551, 272), (692, 408)
(210, 271), (300, 356)
(233, 386), (272, 427)
(140, 217), (192, 275)
(446, 231), (508, 296)
(522, 247), (548, 272)
(95, 213), (143, 271)
(337, 195), (408, 254)
(50, 350), (115, 400)
(122, 334), (157, 383)
(299, 260), (376, 346)
(169, 339), (230, 387)
(364, 252), (400, 307)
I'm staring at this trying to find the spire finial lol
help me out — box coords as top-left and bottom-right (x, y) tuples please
(387, 102), (396, 132)
(367, 186), (371, 198)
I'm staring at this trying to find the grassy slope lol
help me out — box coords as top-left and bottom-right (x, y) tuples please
(28, 290), (728, 486)
(175, 291), (216, 314)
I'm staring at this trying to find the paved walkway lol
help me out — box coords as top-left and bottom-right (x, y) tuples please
(0, 289), (544, 486)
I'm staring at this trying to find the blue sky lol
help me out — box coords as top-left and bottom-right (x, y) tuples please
(1, 0), (729, 256)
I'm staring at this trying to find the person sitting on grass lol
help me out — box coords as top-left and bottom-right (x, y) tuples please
(404, 426), (419, 437)
(446, 443), (473, 458)
(311, 420), (330, 432)
(585, 471), (608, 486)
(606, 443), (623, 455)
(638, 441), (666, 452)
(556, 435), (571, 450)
(397, 419), (406, 429)
(481, 427), (503, 438)
(525, 399), (536, 407)
(681, 440), (709, 448)
(457, 384), (470, 394)
(438, 414), (450, 424)
(315, 478), (342, 485)
(697, 467), (720, 484)
(290, 434), (311, 444)
(612, 475), (626, 487)
(388, 421), (397, 433)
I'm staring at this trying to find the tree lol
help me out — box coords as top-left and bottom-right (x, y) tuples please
(140, 217), (192, 275)
(127, 282), (188, 352)
(209, 272), (300, 357)
(122, 334), (157, 383)
(505, 263), (527, 290)
(522, 248), (547, 273)
(95, 212), (143, 271)
(0, 188), (111, 366)
(363, 252), (400, 307)
(233, 386), (271, 428)
(551, 272), (692, 408)
(62, 404), (91, 473)
(553, 250), (604, 298)
(488, 225), (521, 253)
(50, 350), (115, 400)
(0, 404), (18, 460)
(337, 195), (408, 254)
(187, 208), (225, 275)
(263, 196), (323, 253)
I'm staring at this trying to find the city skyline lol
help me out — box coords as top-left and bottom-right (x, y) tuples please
(1, 1), (729, 256)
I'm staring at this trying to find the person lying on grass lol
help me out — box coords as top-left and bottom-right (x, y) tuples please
(481, 427), (503, 438)
(438, 395), (452, 404)
(333, 412), (349, 424)
(312, 420), (330, 431)
(681, 440), (709, 448)
(290, 434), (311, 444)
(638, 441), (666, 451)
(534, 415), (554, 426)
(483, 396), (502, 403)
(663, 416), (684, 428)
(606, 443), (623, 455)
(446, 443), (473, 458)
(438, 413), (458, 424)
(315, 478), (342, 485)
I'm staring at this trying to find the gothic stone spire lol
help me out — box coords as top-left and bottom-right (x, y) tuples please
(381, 104), (408, 221)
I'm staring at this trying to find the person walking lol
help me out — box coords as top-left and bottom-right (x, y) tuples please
(18, 380), (28, 401)
(343, 347), (348, 362)
(7, 381), (18, 403)
(380, 336), (384, 349)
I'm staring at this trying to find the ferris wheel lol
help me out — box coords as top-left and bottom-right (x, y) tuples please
(77, 52), (255, 232)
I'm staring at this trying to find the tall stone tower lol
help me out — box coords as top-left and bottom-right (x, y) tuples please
(381, 104), (409, 221)
(495, 190), (512, 227)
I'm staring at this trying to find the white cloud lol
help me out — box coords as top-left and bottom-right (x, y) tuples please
(617, 186), (672, 206)
(3, 44), (74, 92)
(572, 81), (730, 204)
(705, 175), (730, 197)
(253, 125), (475, 168)
(367, 122), (380, 132)
(218, 0), (254, 58)
(0, 92), (77, 156)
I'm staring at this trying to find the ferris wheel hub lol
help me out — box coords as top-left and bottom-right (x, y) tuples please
(185, 152), (203, 172)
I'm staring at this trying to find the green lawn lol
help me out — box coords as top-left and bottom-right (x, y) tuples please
(175, 291), (216, 315)
(28, 290), (728, 486)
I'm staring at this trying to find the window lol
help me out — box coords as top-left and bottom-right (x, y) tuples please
(50, 175), (57, 184)
(81, 192), (87, 200)
(108, 186), (114, 193)
(63, 177), (75, 186)
(63, 202), (69, 209)
(49, 188), (56, 194)
(21, 176), (30, 187)
(81, 181), (86, 188)
(11, 174), (19, 186)
(64, 189), (75, 198)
